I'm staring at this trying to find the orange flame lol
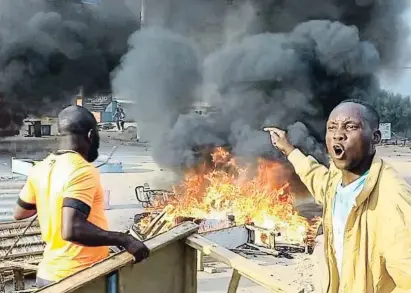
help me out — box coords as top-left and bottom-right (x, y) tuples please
(152, 147), (310, 244)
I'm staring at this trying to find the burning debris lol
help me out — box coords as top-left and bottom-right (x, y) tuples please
(133, 147), (323, 256)
(112, 2), (406, 265)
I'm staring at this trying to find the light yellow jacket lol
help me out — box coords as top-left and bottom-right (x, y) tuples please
(288, 149), (411, 293)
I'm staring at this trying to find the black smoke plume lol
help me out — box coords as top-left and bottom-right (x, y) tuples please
(112, 0), (408, 169)
(0, 0), (138, 134)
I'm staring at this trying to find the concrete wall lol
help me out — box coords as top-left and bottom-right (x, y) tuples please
(0, 137), (59, 155)
(20, 118), (59, 136)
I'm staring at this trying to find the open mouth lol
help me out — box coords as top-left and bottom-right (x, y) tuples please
(332, 144), (345, 159)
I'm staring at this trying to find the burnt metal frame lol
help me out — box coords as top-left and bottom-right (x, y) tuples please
(134, 184), (173, 208)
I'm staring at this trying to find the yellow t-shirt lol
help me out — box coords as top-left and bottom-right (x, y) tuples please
(19, 152), (109, 281)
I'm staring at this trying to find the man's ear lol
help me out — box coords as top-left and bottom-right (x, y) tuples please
(87, 129), (95, 143)
(372, 129), (381, 145)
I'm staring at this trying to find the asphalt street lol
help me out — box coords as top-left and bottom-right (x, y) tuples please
(0, 143), (155, 177)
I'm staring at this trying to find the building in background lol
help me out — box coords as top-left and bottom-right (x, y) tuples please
(379, 123), (392, 140)
(76, 89), (112, 122)
(111, 99), (137, 122)
(76, 89), (135, 123)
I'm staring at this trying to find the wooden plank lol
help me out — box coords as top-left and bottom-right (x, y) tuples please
(185, 234), (304, 293)
(201, 226), (249, 250)
(0, 221), (40, 231)
(13, 269), (25, 291)
(227, 269), (241, 293)
(38, 222), (199, 293)
(197, 250), (204, 271)
(141, 206), (172, 236)
(0, 230), (41, 240)
(69, 278), (105, 293)
(0, 235), (42, 249)
(246, 243), (279, 257)
(183, 245), (197, 293)
(2, 249), (44, 260)
(145, 218), (168, 239)
(231, 248), (267, 256)
(118, 242), (185, 293)
(246, 225), (276, 249)
(1, 270), (36, 284)
(1, 261), (37, 272)
(0, 274), (4, 293)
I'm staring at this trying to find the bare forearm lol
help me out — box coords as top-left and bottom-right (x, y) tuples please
(13, 205), (37, 221)
(65, 220), (127, 247)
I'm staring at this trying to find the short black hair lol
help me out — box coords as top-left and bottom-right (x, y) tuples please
(338, 99), (380, 129)
(58, 105), (97, 135)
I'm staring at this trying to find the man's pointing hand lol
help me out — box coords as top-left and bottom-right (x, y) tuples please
(263, 127), (295, 156)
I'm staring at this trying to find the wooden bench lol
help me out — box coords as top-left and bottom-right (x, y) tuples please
(37, 222), (303, 293)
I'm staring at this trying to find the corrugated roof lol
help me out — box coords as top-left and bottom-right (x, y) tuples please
(0, 182), (23, 223)
(0, 181), (44, 267)
(0, 220), (44, 271)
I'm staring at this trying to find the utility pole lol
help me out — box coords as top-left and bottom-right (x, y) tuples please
(140, 0), (146, 27)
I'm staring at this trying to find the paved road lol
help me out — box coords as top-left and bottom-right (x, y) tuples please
(98, 144), (157, 173)
(0, 143), (157, 177)
(0, 156), (9, 177)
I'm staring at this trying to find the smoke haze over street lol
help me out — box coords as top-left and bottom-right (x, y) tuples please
(0, 0), (138, 130)
(112, 0), (408, 169)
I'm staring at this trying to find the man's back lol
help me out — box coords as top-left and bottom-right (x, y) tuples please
(19, 152), (109, 281)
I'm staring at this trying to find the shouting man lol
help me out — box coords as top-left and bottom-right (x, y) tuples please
(265, 99), (411, 293)
(14, 105), (149, 287)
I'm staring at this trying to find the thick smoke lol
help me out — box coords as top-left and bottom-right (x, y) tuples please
(112, 27), (200, 143)
(112, 0), (408, 170)
(0, 0), (138, 132)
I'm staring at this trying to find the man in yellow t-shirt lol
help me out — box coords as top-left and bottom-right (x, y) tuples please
(14, 105), (149, 287)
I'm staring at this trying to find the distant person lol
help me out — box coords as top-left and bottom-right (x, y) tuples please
(265, 99), (411, 293)
(14, 105), (149, 288)
(113, 104), (126, 131)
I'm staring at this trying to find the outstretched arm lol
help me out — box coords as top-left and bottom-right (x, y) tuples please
(264, 127), (330, 204)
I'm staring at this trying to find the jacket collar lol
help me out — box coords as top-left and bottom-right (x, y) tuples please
(329, 155), (383, 207)
(355, 155), (382, 207)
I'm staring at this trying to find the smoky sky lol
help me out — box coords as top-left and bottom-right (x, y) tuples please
(112, 0), (408, 169)
(0, 0), (138, 130)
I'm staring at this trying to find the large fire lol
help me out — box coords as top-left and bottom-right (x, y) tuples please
(148, 147), (313, 244)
